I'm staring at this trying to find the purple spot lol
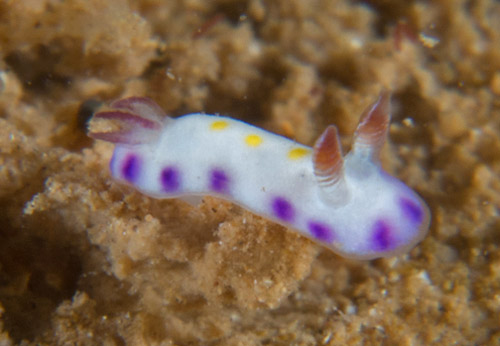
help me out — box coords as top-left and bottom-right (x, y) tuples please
(400, 197), (423, 223)
(308, 221), (334, 242)
(272, 197), (295, 222)
(122, 154), (140, 182)
(210, 169), (230, 193)
(161, 166), (180, 192)
(372, 220), (395, 251)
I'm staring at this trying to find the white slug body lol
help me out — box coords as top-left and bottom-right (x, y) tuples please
(89, 94), (430, 260)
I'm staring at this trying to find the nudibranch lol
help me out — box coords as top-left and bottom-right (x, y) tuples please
(88, 92), (430, 260)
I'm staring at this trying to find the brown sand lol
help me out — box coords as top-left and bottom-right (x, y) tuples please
(1, 0), (499, 344)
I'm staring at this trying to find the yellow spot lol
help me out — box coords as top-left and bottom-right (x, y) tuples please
(288, 147), (310, 160)
(210, 120), (229, 130)
(245, 134), (263, 147)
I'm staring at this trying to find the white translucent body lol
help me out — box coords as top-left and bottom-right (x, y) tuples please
(109, 114), (430, 260)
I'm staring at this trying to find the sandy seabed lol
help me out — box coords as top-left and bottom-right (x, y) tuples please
(0, 0), (499, 345)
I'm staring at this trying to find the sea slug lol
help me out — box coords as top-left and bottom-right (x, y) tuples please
(88, 92), (430, 260)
